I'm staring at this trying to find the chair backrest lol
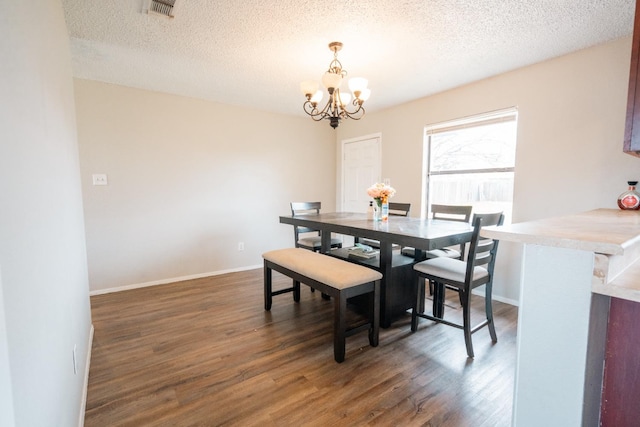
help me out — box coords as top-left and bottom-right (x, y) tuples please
(388, 202), (411, 217)
(431, 204), (473, 222)
(290, 202), (322, 240)
(465, 212), (504, 285)
(429, 204), (473, 259)
(291, 201), (321, 216)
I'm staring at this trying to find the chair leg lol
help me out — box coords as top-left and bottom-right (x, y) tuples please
(485, 282), (498, 343)
(460, 291), (474, 358)
(264, 264), (272, 311)
(418, 279), (426, 314)
(411, 275), (424, 332)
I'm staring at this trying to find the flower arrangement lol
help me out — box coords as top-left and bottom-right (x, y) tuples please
(367, 183), (396, 206)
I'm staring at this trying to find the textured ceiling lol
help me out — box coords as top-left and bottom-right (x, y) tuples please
(61, 0), (635, 117)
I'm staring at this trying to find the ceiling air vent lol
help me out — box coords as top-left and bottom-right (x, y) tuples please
(148, 0), (176, 18)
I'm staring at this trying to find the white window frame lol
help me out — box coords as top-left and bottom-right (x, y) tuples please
(421, 107), (518, 219)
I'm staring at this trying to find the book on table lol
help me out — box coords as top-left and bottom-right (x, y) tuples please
(347, 245), (379, 260)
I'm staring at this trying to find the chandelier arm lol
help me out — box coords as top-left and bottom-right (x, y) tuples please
(336, 101), (365, 119)
(303, 98), (335, 121)
(302, 101), (318, 116)
(328, 58), (346, 78)
(342, 107), (366, 120)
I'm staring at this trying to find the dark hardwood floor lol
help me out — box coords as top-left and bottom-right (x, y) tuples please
(85, 268), (518, 426)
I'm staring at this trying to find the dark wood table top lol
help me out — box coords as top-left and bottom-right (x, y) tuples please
(280, 212), (473, 251)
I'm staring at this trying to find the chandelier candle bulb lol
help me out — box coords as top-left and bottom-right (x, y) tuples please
(322, 72), (343, 90)
(339, 92), (351, 106)
(300, 80), (319, 97)
(310, 90), (323, 105)
(348, 77), (368, 93)
(359, 88), (371, 102)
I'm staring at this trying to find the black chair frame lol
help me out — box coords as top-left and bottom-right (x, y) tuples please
(411, 212), (504, 358)
(290, 202), (342, 252)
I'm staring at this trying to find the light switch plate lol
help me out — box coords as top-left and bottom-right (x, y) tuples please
(92, 174), (108, 186)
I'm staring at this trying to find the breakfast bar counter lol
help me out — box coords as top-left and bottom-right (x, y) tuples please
(482, 208), (640, 302)
(482, 208), (640, 426)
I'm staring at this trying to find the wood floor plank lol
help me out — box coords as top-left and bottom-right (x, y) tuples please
(85, 269), (517, 426)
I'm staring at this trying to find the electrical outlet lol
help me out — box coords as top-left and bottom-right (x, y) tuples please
(238, 242), (244, 251)
(92, 174), (108, 186)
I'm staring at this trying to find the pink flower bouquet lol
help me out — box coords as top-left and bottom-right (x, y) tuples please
(366, 183), (396, 202)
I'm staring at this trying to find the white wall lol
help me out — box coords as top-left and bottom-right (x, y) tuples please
(336, 36), (640, 304)
(0, 270), (15, 427)
(0, 1), (92, 426)
(74, 80), (336, 292)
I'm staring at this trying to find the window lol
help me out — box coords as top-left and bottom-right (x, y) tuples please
(422, 108), (518, 223)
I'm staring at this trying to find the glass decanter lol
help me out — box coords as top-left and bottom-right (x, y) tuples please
(617, 181), (640, 210)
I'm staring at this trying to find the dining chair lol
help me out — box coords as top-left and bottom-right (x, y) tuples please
(359, 202), (411, 248)
(410, 211), (504, 358)
(290, 202), (342, 252)
(401, 204), (473, 260)
(401, 204), (473, 301)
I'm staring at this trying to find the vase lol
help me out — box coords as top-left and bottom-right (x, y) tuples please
(381, 196), (389, 221)
(373, 199), (382, 221)
(617, 181), (640, 210)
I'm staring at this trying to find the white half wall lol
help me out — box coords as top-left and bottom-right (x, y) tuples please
(0, 269), (15, 427)
(0, 1), (93, 426)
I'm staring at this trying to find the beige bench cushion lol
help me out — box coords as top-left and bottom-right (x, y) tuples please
(263, 248), (382, 290)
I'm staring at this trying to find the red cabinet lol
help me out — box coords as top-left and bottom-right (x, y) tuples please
(600, 297), (640, 426)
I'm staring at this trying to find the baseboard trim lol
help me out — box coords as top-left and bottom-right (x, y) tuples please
(89, 265), (263, 296)
(88, 265), (519, 305)
(492, 293), (519, 307)
(78, 324), (94, 427)
(471, 288), (519, 306)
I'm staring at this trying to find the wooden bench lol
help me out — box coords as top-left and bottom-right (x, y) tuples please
(263, 248), (382, 363)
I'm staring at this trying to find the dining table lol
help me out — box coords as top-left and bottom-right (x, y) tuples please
(279, 212), (474, 327)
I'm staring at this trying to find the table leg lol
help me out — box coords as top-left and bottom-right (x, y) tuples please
(379, 240), (393, 328)
(320, 230), (331, 253)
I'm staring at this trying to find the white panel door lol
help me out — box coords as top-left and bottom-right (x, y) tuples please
(342, 135), (381, 212)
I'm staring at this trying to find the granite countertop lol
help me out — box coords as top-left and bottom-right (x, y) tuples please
(482, 208), (640, 303)
(482, 208), (640, 255)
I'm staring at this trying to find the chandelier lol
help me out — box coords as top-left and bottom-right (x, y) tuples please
(300, 42), (371, 129)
